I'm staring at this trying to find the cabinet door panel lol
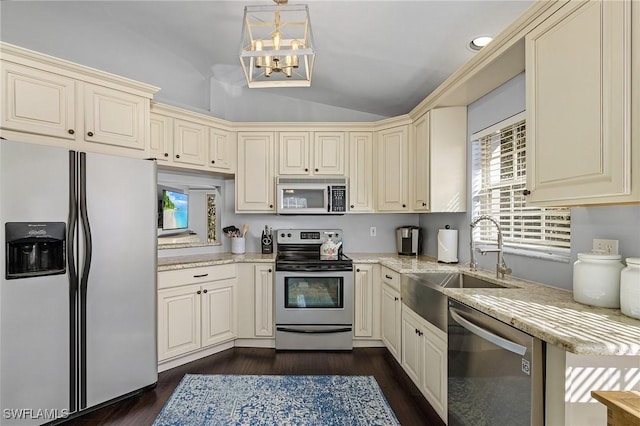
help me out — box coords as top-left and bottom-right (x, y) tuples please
(348, 132), (374, 212)
(526, 0), (632, 204)
(1, 62), (76, 139)
(378, 126), (409, 211)
(84, 84), (146, 150)
(314, 132), (345, 175)
(209, 128), (235, 172)
(149, 113), (172, 162)
(401, 311), (422, 384)
(422, 329), (447, 419)
(201, 280), (236, 347)
(279, 132), (309, 174)
(254, 265), (274, 337)
(237, 132), (275, 212)
(173, 119), (207, 166)
(412, 114), (430, 211)
(354, 265), (374, 337)
(381, 283), (401, 361)
(158, 285), (201, 361)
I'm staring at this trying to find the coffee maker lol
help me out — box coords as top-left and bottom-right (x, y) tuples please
(396, 226), (423, 256)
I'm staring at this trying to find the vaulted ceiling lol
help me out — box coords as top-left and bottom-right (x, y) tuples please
(0, 1), (534, 122)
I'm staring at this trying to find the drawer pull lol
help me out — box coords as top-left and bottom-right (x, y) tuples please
(394, 297), (399, 301)
(385, 274), (393, 280)
(193, 273), (209, 278)
(196, 290), (202, 295)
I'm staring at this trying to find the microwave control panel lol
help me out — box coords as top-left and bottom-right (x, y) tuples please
(331, 186), (347, 212)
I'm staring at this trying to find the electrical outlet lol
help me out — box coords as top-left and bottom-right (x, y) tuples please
(593, 239), (619, 254)
(370, 227), (377, 237)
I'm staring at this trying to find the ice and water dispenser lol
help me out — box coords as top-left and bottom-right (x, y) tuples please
(5, 222), (66, 279)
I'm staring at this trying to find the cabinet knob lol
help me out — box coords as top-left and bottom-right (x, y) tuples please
(164, 153), (169, 157)
(176, 154), (181, 159)
(305, 168), (309, 172)
(203, 289), (208, 294)
(269, 204), (273, 209)
(268, 268), (272, 273)
(523, 189), (531, 196)
(402, 204), (406, 208)
(422, 202), (427, 207)
(87, 131), (94, 137)
(350, 205), (354, 208)
(196, 290), (202, 295)
(211, 160), (215, 164)
(394, 296), (399, 301)
(68, 129), (75, 135)
(315, 168), (319, 172)
(356, 268), (361, 272)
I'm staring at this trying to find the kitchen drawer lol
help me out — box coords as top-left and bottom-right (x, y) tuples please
(381, 266), (400, 292)
(158, 263), (236, 289)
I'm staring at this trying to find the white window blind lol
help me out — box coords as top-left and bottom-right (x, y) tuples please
(471, 114), (571, 259)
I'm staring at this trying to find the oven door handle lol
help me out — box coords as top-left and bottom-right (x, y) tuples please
(449, 307), (527, 356)
(277, 326), (352, 334)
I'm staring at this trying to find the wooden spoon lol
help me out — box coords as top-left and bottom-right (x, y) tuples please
(241, 223), (249, 238)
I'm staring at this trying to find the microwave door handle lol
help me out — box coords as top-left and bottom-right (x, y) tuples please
(327, 186), (331, 212)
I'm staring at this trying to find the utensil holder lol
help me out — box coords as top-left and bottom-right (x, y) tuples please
(231, 237), (245, 254)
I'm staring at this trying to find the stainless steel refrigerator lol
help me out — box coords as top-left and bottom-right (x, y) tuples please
(0, 140), (157, 425)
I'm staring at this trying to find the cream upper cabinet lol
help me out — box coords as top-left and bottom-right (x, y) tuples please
(313, 131), (345, 175)
(208, 128), (236, 173)
(173, 118), (208, 166)
(1, 61), (76, 140)
(83, 83), (148, 152)
(278, 131), (345, 175)
(412, 107), (467, 212)
(278, 131), (310, 174)
(237, 132), (276, 212)
(149, 112), (173, 162)
(526, 0), (638, 205)
(347, 131), (375, 212)
(377, 125), (410, 212)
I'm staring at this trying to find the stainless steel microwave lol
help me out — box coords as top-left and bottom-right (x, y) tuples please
(276, 176), (348, 215)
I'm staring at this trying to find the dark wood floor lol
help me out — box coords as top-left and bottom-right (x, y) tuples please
(62, 347), (445, 426)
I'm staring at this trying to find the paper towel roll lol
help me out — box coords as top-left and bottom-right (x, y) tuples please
(437, 229), (458, 263)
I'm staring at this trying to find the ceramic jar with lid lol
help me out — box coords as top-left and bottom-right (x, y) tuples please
(620, 258), (640, 319)
(573, 252), (624, 308)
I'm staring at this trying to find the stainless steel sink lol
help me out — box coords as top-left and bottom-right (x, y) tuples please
(401, 272), (507, 332)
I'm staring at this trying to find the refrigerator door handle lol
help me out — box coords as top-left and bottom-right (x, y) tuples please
(78, 152), (93, 409)
(67, 150), (78, 413)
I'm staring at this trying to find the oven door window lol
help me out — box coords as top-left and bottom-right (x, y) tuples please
(284, 276), (343, 308)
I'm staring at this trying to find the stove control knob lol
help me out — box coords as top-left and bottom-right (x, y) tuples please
(281, 233), (285, 238)
(287, 233), (292, 238)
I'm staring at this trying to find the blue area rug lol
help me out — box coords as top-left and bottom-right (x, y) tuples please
(153, 374), (400, 426)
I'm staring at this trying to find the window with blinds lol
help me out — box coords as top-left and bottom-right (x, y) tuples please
(471, 113), (571, 259)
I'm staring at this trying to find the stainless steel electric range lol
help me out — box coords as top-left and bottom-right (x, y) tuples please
(274, 229), (354, 350)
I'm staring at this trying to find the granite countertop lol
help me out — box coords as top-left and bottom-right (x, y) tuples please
(157, 251), (640, 356)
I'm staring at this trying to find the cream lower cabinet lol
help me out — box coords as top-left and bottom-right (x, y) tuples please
(353, 264), (380, 339)
(347, 132), (375, 212)
(237, 263), (274, 340)
(401, 305), (447, 422)
(236, 132), (276, 212)
(157, 264), (237, 362)
(377, 125), (410, 212)
(525, 0), (638, 205)
(380, 267), (402, 361)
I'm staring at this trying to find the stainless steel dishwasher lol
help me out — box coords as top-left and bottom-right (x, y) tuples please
(447, 299), (544, 426)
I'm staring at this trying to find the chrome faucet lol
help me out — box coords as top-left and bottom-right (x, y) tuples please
(469, 215), (512, 279)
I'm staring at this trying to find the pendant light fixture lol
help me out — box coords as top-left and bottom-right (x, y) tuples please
(239, 0), (315, 88)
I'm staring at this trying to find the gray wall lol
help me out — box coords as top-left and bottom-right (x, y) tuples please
(419, 73), (640, 290)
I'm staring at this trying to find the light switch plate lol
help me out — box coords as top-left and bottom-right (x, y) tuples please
(592, 239), (619, 254)
(370, 227), (377, 237)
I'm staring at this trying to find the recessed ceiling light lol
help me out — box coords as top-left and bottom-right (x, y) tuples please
(469, 36), (493, 51)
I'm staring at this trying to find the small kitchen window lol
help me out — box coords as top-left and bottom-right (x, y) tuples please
(471, 112), (571, 261)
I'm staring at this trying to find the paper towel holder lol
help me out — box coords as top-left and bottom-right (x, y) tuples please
(437, 225), (459, 264)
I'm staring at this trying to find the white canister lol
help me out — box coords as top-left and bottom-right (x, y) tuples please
(620, 258), (640, 319)
(573, 252), (624, 308)
(231, 237), (246, 254)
